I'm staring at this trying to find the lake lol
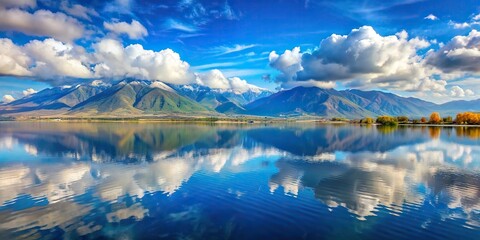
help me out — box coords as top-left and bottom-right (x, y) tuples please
(0, 122), (479, 239)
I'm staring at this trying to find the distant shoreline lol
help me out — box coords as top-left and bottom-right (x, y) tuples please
(0, 117), (338, 124)
(2, 117), (480, 127)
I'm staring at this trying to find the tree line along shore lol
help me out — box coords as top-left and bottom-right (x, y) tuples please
(356, 112), (480, 126)
(1, 112), (480, 126)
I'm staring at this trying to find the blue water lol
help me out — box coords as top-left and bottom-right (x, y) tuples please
(0, 122), (479, 239)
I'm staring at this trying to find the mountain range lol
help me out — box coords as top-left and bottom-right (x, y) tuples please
(1, 79), (479, 118)
(245, 87), (480, 118)
(0, 80), (270, 117)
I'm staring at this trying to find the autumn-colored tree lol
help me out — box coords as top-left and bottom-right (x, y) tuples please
(456, 112), (480, 125)
(420, 117), (427, 123)
(456, 113), (464, 124)
(429, 112), (441, 124)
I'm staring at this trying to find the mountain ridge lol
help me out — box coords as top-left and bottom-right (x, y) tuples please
(1, 80), (479, 118)
(69, 81), (210, 115)
(242, 86), (480, 118)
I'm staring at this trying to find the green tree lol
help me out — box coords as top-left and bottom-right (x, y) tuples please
(360, 117), (374, 124)
(376, 116), (398, 126)
(397, 116), (409, 123)
(443, 116), (453, 123)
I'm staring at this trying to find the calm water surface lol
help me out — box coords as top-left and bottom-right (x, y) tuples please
(0, 122), (479, 239)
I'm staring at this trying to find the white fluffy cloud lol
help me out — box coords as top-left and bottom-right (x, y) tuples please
(92, 38), (195, 84)
(268, 48), (336, 89)
(0, 38), (32, 76)
(104, 20), (148, 39)
(0, 37), (264, 91)
(424, 14), (438, 20)
(24, 38), (93, 79)
(269, 47), (303, 83)
(0, 7), (84, 42)
(196, 69), (229, 89)
(0, 38), (92, 82)
(22, 88), (37, 96)
(196, 69), (263, 93)
(298, 27), (431, 82)
(270, 26), (445, 93)
(449, 21), (470, 29)
(450, 86), (474, 98)
(2, 95), (15, 103)
(426, 30), (480, 73)
(60, 0), (99, 21)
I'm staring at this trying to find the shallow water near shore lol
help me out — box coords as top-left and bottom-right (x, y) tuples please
(0, 122), (479, 239)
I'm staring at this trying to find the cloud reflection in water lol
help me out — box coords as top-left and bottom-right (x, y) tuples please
(0, 123), (479, 239)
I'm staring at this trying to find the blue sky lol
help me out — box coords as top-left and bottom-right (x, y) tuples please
(0, 0), (479, 103)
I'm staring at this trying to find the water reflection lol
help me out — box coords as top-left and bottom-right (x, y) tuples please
(0, 123), (479, 239)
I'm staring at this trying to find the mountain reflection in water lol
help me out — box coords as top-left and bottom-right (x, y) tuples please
(0, 122), (479, 239)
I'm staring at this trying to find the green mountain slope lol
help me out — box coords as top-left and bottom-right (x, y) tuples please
(70, 81), (208, 116)
(135, 87), (208, 113)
